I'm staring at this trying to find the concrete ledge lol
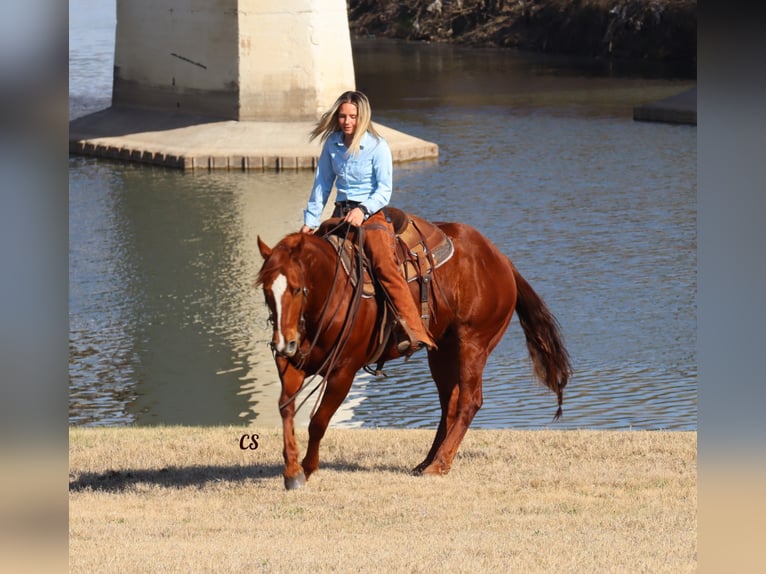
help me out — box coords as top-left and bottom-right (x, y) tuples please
(69, 107), (439, 170)
(634, 87), (697, 125)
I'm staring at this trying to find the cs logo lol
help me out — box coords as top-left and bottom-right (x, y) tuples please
(239, 433), (260, 450)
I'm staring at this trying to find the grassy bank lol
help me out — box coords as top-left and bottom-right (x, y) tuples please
(70, 427), (696, 572)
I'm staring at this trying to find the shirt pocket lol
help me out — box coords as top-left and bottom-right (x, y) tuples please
(330, 151), (347, 176)
(346, 156), (372, 184)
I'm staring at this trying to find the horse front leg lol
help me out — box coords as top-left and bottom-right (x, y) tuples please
(301, 368), (356, 480)
(276, 357), (308, 490)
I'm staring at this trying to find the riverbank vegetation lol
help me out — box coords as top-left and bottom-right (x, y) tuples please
(348, 0), (696, 68)
(70, 426), (696, 572)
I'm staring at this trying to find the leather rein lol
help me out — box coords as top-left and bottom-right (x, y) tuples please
(274, 222), (369, 418)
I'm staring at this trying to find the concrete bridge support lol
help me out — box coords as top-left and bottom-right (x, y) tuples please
(112, 0), (355, 121)
(70, 0), (438, 169)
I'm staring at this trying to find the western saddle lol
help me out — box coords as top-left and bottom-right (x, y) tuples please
(316, 207), (454, 369)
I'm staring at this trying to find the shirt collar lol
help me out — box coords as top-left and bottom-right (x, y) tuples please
(332, 131), (371, 149)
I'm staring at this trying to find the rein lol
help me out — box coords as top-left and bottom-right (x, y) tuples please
(277, 223), (369, 418)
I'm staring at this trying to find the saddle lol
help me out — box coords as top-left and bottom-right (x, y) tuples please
(317, 207), (454, 300)
(316, 208), (453, 370)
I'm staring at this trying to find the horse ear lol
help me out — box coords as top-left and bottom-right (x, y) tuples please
(294, 233), (306, 253)
(257, 236), (272, 259)
(286, 233), (306, 259)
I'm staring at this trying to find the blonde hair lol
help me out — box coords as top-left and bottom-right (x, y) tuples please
(310, 91), (382, 155)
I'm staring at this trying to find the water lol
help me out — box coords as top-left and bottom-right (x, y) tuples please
(69, 2), (696, 430)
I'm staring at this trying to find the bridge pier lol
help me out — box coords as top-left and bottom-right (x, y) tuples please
(70, 0), (438, 169)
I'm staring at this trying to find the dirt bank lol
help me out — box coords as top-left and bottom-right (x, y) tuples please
(348, 0), (696, 66)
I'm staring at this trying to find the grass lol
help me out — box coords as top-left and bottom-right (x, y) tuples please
(69, 426), (696, 573)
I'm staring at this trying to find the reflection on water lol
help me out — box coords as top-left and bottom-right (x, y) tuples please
(69, 36), (696, 430)
(69, 165), (318, 427)
(352, 39), (694, 116)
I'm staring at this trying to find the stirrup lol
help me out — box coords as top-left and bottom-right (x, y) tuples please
(397, 337), (429, 356)
(397, 338), (418, 354)
(395, 319), (434, 355)
(395, 319), (418, 354)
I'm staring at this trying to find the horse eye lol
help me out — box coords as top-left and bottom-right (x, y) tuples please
(293, 287), (302, 296)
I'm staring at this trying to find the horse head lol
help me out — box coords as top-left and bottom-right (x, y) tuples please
(257, 234), (310, 358)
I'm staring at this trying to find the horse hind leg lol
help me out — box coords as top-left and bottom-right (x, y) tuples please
(412, 331), (460, 474)
(413, 380), (459, 475)
(416, 332), (486, 476)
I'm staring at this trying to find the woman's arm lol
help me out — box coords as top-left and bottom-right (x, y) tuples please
(304, 141), (337, 229)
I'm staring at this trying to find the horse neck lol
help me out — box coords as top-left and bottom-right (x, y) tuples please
(301, 236), (345, 315)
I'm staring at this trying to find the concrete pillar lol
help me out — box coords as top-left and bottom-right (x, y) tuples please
(112, 0), (356, 121)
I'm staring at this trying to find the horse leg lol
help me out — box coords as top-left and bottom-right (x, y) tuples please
(420, 336), (489, 476)
(413, 383), (459, 474)
(413, 333), (461, 474)
(276, 357), (308, 490)
(301, 368), (356, 480)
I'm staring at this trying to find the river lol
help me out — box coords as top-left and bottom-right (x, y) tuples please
(69, 1), (696, 430)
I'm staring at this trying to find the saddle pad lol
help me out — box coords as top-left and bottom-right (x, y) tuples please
(323, 212), (454, 298)
(395, 214), (455, 283)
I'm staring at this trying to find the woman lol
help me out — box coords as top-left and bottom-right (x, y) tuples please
(300, 90), (436, 354)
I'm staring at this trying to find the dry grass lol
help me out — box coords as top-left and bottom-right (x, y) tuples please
(69, 426), (696, 573)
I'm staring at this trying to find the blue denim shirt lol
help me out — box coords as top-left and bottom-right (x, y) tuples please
(303, 131), (393, 228)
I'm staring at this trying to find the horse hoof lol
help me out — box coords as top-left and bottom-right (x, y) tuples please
(284, 471), (306, 490)
(415, 463), (449, 476)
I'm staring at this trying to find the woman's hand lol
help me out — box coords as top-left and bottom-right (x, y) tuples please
(300, 224), (315, 234)
(343, 207), (366, 227)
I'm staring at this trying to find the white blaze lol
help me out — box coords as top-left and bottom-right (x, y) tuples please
(271, 274), (287, 351)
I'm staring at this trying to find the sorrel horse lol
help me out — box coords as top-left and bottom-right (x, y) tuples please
(256, 216), (571, 490)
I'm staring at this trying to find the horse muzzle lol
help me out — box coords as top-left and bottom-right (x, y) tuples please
(270, 338), (300, 358)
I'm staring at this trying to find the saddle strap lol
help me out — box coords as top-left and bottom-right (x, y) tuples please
(408, 219), (438, 331)
(420, 273), (432, 330)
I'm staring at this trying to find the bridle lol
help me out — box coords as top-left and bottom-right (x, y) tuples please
(267, 284), (309, 360)
(267, 223), (368, 417)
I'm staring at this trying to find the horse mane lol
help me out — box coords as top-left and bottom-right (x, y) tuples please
(256, 233), (303, 286)
(256, 233), (330, 287)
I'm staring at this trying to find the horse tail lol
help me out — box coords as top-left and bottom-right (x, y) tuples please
(512, 264), (572, 421)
